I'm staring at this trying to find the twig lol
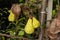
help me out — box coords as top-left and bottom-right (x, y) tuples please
(0, 33), (22, 39)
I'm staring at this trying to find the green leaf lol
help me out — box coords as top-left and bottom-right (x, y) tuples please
(23, 10), (29, 16)
(18, 31), (24, 36)
(30, 0), (36, 3)
(52, 10), (56, 17)
(18, 17), (25, 22)
(53, 0), (56, 2)
(7, 31), (15, 36)
(19, 0), (23, 2)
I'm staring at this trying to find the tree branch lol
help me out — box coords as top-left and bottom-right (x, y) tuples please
(0, 33), (22, 39)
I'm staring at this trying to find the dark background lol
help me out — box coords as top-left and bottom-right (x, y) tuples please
(0, 0), (19, 8)
(0, 0), (19, 30)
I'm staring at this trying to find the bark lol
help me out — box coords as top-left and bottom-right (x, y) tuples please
(38, 0), (47, 40)
(46, 0), (53, 27)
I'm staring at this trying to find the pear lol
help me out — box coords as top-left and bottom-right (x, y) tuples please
(33, 17), (40, 28)
(24, 18), (34, 34)
(8, 10), (15, 22)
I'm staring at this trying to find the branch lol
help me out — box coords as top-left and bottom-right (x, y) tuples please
(0, 33), (22, 39)
(38, 0), (47, 40)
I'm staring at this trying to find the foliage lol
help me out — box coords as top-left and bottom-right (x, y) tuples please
(0, 0), (59, 40)
(0, 0), (42, 40)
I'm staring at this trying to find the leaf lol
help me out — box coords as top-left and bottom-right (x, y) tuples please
(53, 0), (56, 2)
(18, 30), (24, 36)
(52, 10), (56, 17)
(30, 0), (36, 3)
(7, 31), (15, 36)
(23, 10), (29, 16)
(18, 17), (25, 22)
(19, 0), (23, 3)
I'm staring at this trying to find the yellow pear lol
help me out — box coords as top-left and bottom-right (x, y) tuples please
(24, 18), (34, 34)
(8, 10), (15, 22)
(33, 17), (40, 28)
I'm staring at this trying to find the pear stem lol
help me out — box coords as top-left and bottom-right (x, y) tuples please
(29, 9), (34, 19)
